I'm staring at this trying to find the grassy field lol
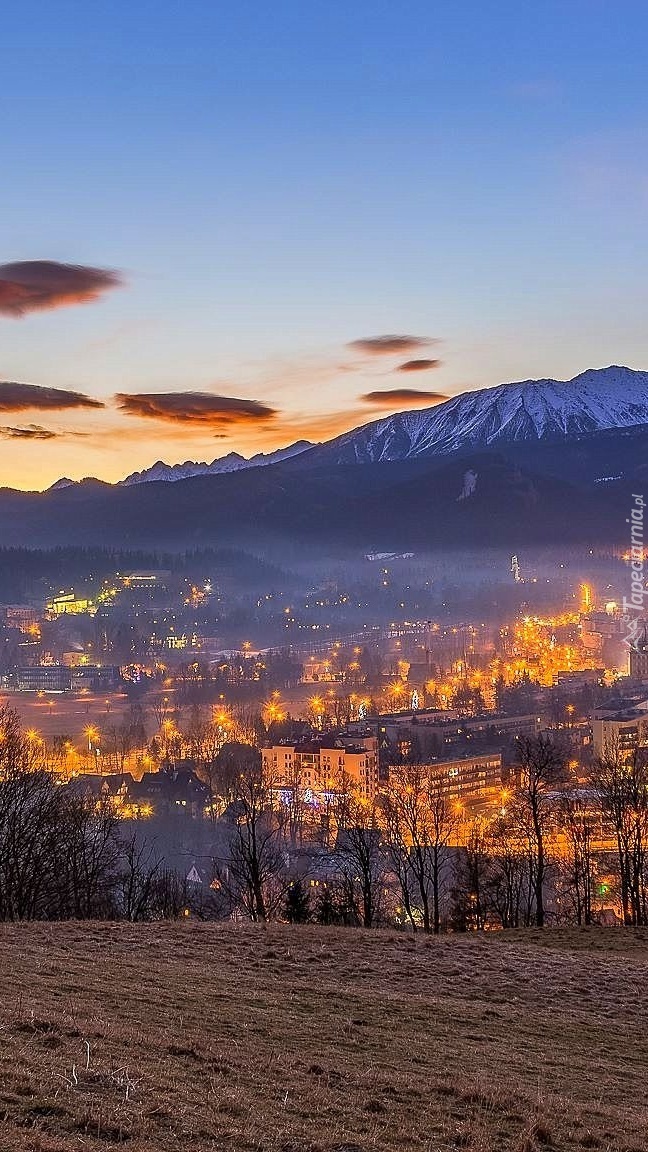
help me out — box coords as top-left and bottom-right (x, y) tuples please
(0, 923), (647, 1152)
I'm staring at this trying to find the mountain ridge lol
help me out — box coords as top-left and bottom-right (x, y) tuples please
(52, 364), (648, 489)
(298, 365), (648, 467)
(0, 422), (644, 553)
(120, 440), (314, 485)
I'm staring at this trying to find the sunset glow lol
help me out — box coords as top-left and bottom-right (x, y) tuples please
(2, 4), (647, 488)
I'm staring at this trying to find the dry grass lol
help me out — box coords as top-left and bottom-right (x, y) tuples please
(0, 922), (646, 1151)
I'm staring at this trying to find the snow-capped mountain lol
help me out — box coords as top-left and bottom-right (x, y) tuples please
(54, 366), (648, 492)
(307, 366), (648, 465)
(121, 440), (313, 485)
(8, 366), (648, 551)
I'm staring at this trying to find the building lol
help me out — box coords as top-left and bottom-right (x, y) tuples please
(580, 608), (628, 669)
(372, 712), (539, 768)
(15, 665), (72, 692)
(65, 767), (210, 820)
(390, 752), (504, 809)
(262, 734), (379, 801)
(46, 591), (94, 617)
(3, 605), (40, 633)
(630, 647), (648, 680)
(555, 669), (604, 688)
(120, 570), (170, 589)
(129, 767), (211, 819)
(629, 624), (648, 680)
(70, 665), (121, 691)
(118, 571), (172, 608)
(591, 713), (648, 763)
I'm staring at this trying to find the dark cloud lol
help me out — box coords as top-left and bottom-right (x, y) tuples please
(348, 335), (437, 355)
(361, 389), (449, 408)
(0, 261), (123, 317)
(0, 424), (58, 440)
(396, 358), (442, 372)
(0, 382), (104, 412)
(115, 392), (278, 428)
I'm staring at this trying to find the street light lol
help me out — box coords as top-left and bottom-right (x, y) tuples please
(85, 725), (100, 754)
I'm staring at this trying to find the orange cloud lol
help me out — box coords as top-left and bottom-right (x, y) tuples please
(0, 381), (104, 412)
(348, 335), (438, 355)
(360, 389), (448, 407)
(0, 261), (122, 317)
(115, 391), (278, 428)
(396, 358), (442, 372)
(0, 424), (58, 440)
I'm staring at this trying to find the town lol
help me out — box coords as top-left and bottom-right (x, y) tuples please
(2, 548), (647, 931)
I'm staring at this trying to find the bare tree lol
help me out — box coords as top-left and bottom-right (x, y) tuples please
(333, 809), (385, 928)
(0, 763), (63, 919)
(558, 791), (597, 926)
(515, 735), (565, 928)
(485, 813), (529, 929)
(118, 833), (165, 921)
(53, 796), (121, 919)
(426, 775), (459, 934)
(593, 746), (648, 926)
(220, 767), (288, 921)
(0, 706), (122, 920)
(450, 819), (491, 931)
(382, 764), (459, 934)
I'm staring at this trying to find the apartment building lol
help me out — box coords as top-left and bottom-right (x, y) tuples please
(389, 752), (504, 809)
(591, 713), (648, 764)
(261, 734), (379, 800)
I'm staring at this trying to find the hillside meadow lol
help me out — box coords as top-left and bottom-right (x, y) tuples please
(0, 922), (646, 1151)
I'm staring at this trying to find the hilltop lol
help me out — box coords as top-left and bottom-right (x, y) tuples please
(1, 922), (647, 1151)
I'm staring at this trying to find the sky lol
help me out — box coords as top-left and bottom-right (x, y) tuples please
(2, 0), (648, 489)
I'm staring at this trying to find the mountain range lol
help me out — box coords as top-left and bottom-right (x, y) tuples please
(4, 365), (648, 553)
(119, 440), (314, 486)
(59, 364), (648, 486)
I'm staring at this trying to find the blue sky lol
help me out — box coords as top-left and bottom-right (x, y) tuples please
(1, 1), (647, 487)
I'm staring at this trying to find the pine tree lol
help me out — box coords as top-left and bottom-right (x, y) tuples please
(314, 885), (337, 925)
(285, 879), (311, 924)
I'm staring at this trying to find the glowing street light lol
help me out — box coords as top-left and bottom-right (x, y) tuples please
(85, 725), (99, 750)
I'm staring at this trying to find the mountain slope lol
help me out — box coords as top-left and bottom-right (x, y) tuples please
(299, 366), (648, 466)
